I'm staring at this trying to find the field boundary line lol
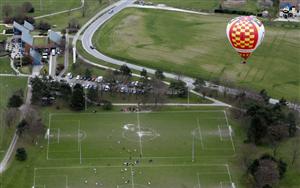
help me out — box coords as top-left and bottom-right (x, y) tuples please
(136, 112), (143, 157)
(35, 163), (229, 170)
(46, 114), (52, 160)
(225, 164), (233, 183)
(223, 111), (236, 153)
(218, 125), (223, 141)
(197, 172), (201, 188)
(48, 110), (225, 116)
(46, 153), (237, 160)
(78, 120), (82, 164)
(197, 118), (204, 149)
(130, 165), (135, 188)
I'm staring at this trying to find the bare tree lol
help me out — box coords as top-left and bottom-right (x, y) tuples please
(22, 105), (45, 143)
(254, 159), (280, 188)
(150, 78), (167, 106)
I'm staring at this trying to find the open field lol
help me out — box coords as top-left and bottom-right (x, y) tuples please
(149, 0), (262, 13)
(150, 0), (220, 11)
(95, 8), (300, 101)
(0, 0), (81, 19)
(36, 0), (117, 31)
(34, 110), (236, 187)
(0, 58), (14, 74)
(0, 76), (27, 159)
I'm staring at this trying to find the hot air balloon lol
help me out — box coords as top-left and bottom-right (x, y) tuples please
(226, 16), (265, 64)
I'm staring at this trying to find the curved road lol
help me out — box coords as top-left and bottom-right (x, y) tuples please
(81, 0), (195, 86)
(79, 0), (230, 106)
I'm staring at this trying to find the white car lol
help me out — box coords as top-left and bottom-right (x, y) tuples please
(76, 75), (80, 80)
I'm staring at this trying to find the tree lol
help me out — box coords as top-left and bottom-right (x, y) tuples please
(259, 89), (270, 104)
(68, 19), (80, 33)
(102, 100), (112, 110)
(21, 55), (32, 66)
(31, 77), (49, 104)
(248, 154), (287, 188)
(17, 119), (28, 136)
(254, 159), (280, 188)
(194, 77), (205, 88)
(7, 94), (23, 108)
(87, 88), (98, 102)
(169, 80), (187, 98)
(15, 148), (27, 161)
(155, 69), (165, 80)
(151, 79), (167, 106)
(70, 84), (85, 111)
(85, 68), (92, 78)
(247, 115), (268, 145)
(21, 2), (34, 13)
(98, 0), (103, 4)
(23, 105), (45, 142)
(140, 69), (147, 78)
(2, 4), (13, 17)
(119, 64), (132, 77)
(287, 112), (297, 137)
(36, 21), (51, 32)
(60, 83), (72, 101)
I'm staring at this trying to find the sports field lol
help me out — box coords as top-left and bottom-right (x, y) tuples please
(33, 110), (236, 187)
(95, 8), (300, 101)
(0, 0), (81, 18)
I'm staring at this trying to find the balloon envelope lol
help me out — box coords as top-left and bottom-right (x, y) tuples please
(226, 16), (265, 61)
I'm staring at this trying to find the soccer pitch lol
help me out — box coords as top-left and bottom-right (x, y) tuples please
(34, 110), (236, 187)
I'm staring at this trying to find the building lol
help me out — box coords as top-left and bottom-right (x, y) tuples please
(279, 0), (300, 18)
(12, 21), (62, 67)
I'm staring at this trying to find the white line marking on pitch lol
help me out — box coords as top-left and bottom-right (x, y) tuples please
(225, 164), (233, 183)
(46, 114), (52, 160)
(78, 120), (82, 165)
(130, 166), (135, 188)
(223, 111), (236, 153)
(136, 112), (143, 157)
(197, 118), (204, 149)
(218, 125), (223, 141)
(197, 172), (201, 188)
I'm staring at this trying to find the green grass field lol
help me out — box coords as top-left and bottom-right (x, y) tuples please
(149, 0), (262, 13)
(95, 8), (300, 101)
(0, 0), (81, 19)
(0, 58), (14, 74)
(150, 0), (220, 11)
(37, 110), (236, 187)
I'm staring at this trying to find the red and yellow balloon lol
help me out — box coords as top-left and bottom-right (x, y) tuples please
(226, 16), (265, 63)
